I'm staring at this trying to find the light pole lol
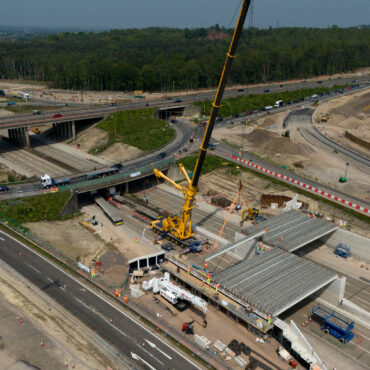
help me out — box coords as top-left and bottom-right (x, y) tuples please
(344, 162), (349, 178)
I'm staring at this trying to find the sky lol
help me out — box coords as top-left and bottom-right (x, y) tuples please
(0, 0), (369, 30)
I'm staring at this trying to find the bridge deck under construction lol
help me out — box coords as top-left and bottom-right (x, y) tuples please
(243, 210), (337, 252)
(213, 248), (337, 316)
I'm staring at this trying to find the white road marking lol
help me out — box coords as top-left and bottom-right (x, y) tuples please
(72, 296), (94, 312)
(136, 343), (164, 365)
(0, 231), (202, 370)
(47, 277), (54, 283)
(109, 322), (127, 337)
(145, 339), (172, 360)
(131, 352), (156, 370)
(26, 263), (41, 274)
(0, 237), (5, 241)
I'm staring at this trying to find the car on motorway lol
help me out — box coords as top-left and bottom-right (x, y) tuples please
(7, 101), (16, 106)
(0, 185), (9, 192)
(174, 99), (182, 103)
(311, 94), (318, 98)
(317, 80), (323, 84)
(33, 110), (42, 115)
(263, 89), (270, 93)
(208, 143), (216, 150)
(112, 163), (124, 170)
(157, 152), (167, 159)
(247, 110), (254, 115)
(352, 79), (358, 83)
(238, 88), (244, 92)
(165, 97), (173, 101)
(52, 113), (62, 118)
(216, 117), (223, 121)
(32, 127), (41, 134)
(109, 102), (117, 106)
(265, 105), (273, 110)
(325, 91), (330, 95)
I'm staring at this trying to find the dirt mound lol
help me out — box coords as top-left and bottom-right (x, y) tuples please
(70, 127), (108, 151)
(98, 142), (142, 162)
(243, 129), (314, 156)
(330, 91), (370, 117)
(339, 117), (366, 129)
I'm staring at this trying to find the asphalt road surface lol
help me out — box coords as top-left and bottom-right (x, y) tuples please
(0, 231), (202, 370)
(0, 76), (368, 129)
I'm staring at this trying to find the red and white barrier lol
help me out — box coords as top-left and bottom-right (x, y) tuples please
(227, 154), (369, 217)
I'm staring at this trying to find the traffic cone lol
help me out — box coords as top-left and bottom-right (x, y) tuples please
(71, 364), (75, 369)
(40, 342), (44, 348)
(142, 342), (145, 348)
(109, 319), (113, 324)
(305, 320), (308, 326)
(19, 252), (22, 257)
(19, 318), (22, 324)
(309, 317), (312, 322)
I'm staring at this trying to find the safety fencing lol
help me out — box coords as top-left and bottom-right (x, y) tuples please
(225, 153), (369, 217)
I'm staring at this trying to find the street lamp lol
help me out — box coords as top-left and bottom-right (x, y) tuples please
(344, 162), (349, 178)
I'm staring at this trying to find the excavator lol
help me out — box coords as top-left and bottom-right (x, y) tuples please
(150, 0), (253, 247)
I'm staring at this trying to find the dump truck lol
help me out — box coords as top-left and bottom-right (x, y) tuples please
(334, 243), (351, 259)
(312, 304), (354, 343)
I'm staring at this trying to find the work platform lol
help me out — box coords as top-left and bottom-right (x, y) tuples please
(243, 210), (337, 252)
(213, 248), (337, 316)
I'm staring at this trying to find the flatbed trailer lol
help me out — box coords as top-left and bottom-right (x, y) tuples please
(312, 304), (354, 343)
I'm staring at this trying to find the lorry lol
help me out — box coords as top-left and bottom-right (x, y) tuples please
(312, 304), (354, 343)
(274, 100), (283, 108)
(41, 174), (70, 189)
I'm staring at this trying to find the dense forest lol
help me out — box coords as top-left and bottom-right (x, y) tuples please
(0, 26), (369, 91)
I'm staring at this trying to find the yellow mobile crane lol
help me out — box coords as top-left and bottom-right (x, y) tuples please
(150, 0), (253, 246)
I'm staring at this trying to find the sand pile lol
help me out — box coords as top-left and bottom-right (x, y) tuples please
(98, 142), (142, 162)
(330, 91), (370, 116)
(70, 127), (109, 151)
(243, 129), (314, 156)
(339, 117), (366, 129)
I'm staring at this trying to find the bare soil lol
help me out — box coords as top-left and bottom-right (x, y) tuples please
(98, 142), (143, 163)
(315, 89), (370, 150)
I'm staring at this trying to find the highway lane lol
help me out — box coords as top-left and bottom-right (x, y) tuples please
(0, 231), (202, 370)
(0, 76), (368, 128)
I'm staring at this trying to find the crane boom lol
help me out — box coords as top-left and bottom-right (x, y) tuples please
(151, 0), (252, 243)
(192, 0), (252, 187)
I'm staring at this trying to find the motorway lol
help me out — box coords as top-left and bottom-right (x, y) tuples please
(0, 75), (368, 129)
(0, 230), (202, 370)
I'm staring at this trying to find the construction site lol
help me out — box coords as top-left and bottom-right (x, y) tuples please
(0, 2), (369, 370)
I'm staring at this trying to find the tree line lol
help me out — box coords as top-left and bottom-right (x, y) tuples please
(0, 26), (368, 92)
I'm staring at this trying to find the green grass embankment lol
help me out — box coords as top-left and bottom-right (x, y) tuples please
(0, 192), (75, 224)
(92, 108), (175, 154)
(195, 85), (342, 117)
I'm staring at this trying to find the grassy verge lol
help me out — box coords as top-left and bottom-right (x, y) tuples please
(4, 105), (60, 114)
(92, 108), (175, 154)
(178, 155), (235, 176)
(0, 191), (76, 223)
(195, 85), (343, 117)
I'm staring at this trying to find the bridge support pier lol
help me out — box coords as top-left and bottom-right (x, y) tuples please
(8, 127), (30, 147)
(124, 182), (130, 194)
(53, 121), (76, 140)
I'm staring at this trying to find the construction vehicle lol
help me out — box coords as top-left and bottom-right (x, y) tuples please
(321, 113), (330, 122)
(312, 304), (354, 343)
(32, 127), (41, 134)
(142, 272), (208, 313)
(334, 243), (351, 259)
(282, 130), (290, 138)
(241, 208), (260, 223)
(182, 320), (194, 335)
(150, 0), (252, 247)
